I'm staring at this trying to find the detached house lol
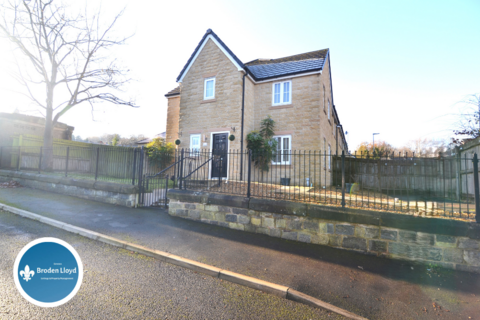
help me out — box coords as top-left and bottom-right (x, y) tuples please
(165, 29), (347, 184)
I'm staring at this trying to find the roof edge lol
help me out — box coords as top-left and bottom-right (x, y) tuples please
(176, 29), (245, 83)
(245, 48), (329, 67)
(247, 68), (323, 82)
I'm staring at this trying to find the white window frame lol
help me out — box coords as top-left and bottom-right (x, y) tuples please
(328, 144), (331, 170)
(190, 134), (201, 154)
(323, 85), (326, 111)
(272, 135), (291, 165)
(271, 80), (292, 106)
(327, 100), (331, 120)
(204, 77), (215, 100)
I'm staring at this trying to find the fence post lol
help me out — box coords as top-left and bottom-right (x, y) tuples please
(38, 147), (42, 173)
(65, 147), (70, 177)
(341, 150), (346, 208)
(473, 153), (480, 223)
(17, 146), (21, 171)
(179, 149), (184, 189)
(455, 148), (461, 201)
(173, 149), (177, 186)
(165, 174), (169, 209)
(218, 157), (222, 187)
(0, 147), (3, 168)
(94, 147), (100, 181)
(138, 147), (145, 205)
(247, 149), (252, 198)
(132, 148), (137, 185)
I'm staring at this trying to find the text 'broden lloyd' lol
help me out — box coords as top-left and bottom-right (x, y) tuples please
(36, 267), (77, 275)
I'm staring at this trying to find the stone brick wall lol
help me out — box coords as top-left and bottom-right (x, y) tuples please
(171, 39), (345, 185)
(168, 189), (480, 274)
(166, 96), (180, 144)
(177, 39), (243, 150)
(0, 170), (138, 207)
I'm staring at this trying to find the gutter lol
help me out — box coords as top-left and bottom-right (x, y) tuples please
(240, 72), (246, 180)
(327, 50), (348, 152)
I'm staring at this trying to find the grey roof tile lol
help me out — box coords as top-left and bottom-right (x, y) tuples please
(246, 58), (325, 80)
(165, 86), (180, 97)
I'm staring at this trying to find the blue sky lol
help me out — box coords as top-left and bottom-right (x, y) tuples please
(0, 0), (479, 150)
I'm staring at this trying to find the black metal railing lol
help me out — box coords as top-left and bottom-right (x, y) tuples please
(0, 145), (174, 186)
(2, 144), (480, 221)
(174, 149), (480, 221)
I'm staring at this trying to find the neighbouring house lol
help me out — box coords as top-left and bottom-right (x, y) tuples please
(0, 112), (74, 146)
(164, 29), (347, 184)
(135, 132), (167, 146)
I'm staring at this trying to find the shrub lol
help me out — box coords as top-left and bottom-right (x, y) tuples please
(145, 138), (175, 170)
(246, 116), (277, 172)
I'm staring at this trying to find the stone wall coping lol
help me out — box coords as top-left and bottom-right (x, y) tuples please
(0, 169), (139, 194)
(168, 189), (480, 239)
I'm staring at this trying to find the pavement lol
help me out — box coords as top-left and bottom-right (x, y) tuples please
(1, 186), (480, 319)
(0, 210), (342, 319)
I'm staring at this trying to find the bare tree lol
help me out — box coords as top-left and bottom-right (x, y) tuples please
(404, 138), (447, 156)
(355, 138), (448, 157)
(0, 0), (137, 169)
(452, 93), (480, 145)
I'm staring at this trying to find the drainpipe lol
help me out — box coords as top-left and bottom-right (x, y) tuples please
(240, 72), (246, 180)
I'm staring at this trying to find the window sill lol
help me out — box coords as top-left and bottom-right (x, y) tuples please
(271, 164), (291, 167)
(201, 99), (216, 104)
(270, 104), (293, 110)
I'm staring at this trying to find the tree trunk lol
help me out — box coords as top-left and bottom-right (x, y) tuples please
(42, 81), (55, 171)
(42, 109), (54, 171)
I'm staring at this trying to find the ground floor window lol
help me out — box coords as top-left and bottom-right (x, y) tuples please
(272, 135), (291, 165)
(190, 134), (201, 154)
(328, 144), (331, 170)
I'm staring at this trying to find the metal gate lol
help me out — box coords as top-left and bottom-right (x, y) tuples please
(138, 149), (179, 208)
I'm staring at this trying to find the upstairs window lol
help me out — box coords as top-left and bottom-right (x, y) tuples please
(272, 80), (292, 106)
(204, 77), (215, 100)
(272, 135), (291, 165)
(323, 85), (326, 110)
(327, 100), (331, 120)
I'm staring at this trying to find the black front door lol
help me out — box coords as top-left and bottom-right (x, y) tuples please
(211, 133), (228, 178)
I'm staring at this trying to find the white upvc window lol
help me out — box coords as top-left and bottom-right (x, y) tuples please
(328, 144), (331, 170)
(323, 85), (326, 111)
(272, 80), (292, 106)
(272, 135), (291, 165)
(204, 77), (215, 100)
(327, 100), (330, 120)
(323, 138), (327, 169)
(190, 134), (201, 154)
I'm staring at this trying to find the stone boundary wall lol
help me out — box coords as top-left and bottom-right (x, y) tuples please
(168, 189), (480, 274)
(0, 169), (138, 207)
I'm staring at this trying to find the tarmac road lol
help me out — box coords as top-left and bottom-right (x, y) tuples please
(1, 187), (480, 319)
(0, 210), (344, 320)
